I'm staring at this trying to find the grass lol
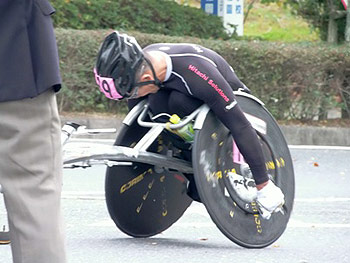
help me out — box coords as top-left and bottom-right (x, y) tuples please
(185, 0), (320, 42)
(243, 2), (319, 42)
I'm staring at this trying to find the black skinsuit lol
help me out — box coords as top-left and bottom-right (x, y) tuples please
(129, 43), (269, 185)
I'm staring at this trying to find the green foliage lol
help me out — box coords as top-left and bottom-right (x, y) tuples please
(56, 29), (350, 120)
(56, 29), (127, 114)
(266, 0), (347, 43)
(293, 0), (346, 42)
(51, 0), (229, 39)
(243, 2), (319, 42)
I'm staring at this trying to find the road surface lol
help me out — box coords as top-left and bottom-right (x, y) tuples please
(1, 145), (349, 263)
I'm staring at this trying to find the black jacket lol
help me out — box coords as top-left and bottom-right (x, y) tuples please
(0, 0), (61, 102)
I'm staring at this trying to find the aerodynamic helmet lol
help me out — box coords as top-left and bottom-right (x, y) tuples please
(94, 31), (164, 100)
(94, 31), (144, 100)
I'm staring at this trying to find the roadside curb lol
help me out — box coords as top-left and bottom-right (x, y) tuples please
(60, 116), (350, 146)
(279, 125), (350, 147)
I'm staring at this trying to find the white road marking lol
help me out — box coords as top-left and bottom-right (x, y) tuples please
(295, 197), (350, 202)
(62, 194), (350, 229)
(289, 145), (350, 151)
(287, 220), (350, 228)
(62, 191), (105, 200)
(66, 138), (114, 144)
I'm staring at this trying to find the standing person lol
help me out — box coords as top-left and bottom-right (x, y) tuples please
(94, 31), (285, 220)
(0, 0), (66, 262)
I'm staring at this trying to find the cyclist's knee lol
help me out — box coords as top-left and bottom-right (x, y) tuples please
(169, 91), (202, 117)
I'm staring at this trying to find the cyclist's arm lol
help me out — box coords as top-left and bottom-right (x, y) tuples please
(186, 59), (268, 185)
(214, 53), (251, 93)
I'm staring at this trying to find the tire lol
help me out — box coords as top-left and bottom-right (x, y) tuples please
(105, 117), (192, 237)
(192, 94), (295, 248)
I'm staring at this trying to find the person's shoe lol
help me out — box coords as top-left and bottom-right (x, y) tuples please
(256, 180), (285, 220)
(0, 229), (10, 245)
(184, 174), (201, 202)
(228, 172), (257, 202)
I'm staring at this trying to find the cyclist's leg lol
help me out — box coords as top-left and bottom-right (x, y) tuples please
(149, 90), (202, 201)
(127, 97), (145, 111)
(168, 91), (203, 118)
(128, 90), (203, 118)
(168, 91), (204, 201)
(127, 90), (172, 122)
(148, 89), (171, 118)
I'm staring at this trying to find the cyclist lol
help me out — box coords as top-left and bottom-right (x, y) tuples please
(94, 31), (284, 219)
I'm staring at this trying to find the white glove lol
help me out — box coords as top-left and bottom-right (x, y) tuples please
(256, 180), (285, 220)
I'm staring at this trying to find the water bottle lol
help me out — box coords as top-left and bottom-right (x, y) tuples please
(168, 114), (195, 142)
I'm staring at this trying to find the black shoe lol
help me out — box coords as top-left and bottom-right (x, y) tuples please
(0, 230), (10, 245)
(184, 174), (201, 202)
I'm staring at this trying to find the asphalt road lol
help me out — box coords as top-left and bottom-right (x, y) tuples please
(1, 145), (350, 263)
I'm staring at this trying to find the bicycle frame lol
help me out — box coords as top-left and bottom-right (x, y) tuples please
(62, 101), (208, 174)
(62, 91), (265, 173)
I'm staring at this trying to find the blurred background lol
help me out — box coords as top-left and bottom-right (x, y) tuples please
(51, 0), (350, 125)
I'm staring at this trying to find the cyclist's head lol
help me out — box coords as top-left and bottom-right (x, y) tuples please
(94, 31), (162, 100)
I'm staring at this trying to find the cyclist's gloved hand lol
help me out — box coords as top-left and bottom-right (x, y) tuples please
(256, 180), (285, 220)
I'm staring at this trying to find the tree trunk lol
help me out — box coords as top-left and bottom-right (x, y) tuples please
(328, 17), (338, 43)
(327, 0), (338, 43)
(346, 0), (350, 42)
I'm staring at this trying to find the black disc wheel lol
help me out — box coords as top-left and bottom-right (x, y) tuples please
(192, 94), (295, 248)
(105, 118), (192, 238)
